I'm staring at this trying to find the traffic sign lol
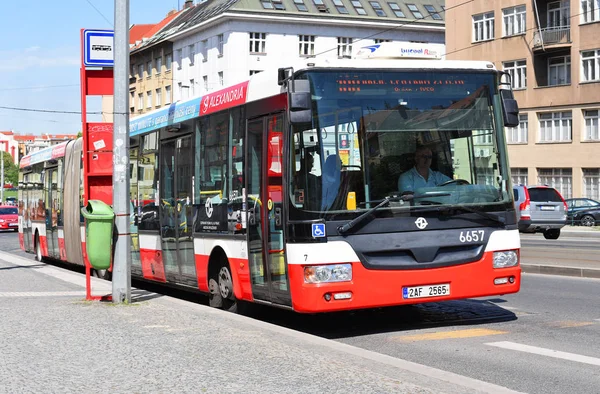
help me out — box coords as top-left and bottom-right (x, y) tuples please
(82, 29), (114, 67)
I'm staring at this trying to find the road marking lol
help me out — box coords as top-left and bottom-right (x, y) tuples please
(486, 341), (600, 367)
(549, 321), (595, 328)
(394, 328), (507, 342)
(0, 291), (86, 297)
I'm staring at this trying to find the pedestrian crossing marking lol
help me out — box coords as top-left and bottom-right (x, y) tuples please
(394, 328), (507, 342)
(486, 341), (600, 367)
(549, 321), (595, 328)
(0, 291), (86, 297)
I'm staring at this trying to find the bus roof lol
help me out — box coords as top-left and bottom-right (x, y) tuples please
(130, 56), (497, 137)
(20, 140), (71, 169)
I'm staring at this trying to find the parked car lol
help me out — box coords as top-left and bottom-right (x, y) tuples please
(513, 185), (567, 239)
(570, 206), (600, 227)
(0, 205), (18, 232)
(4, 197), (17, 206)
(565, 198), (600, 225)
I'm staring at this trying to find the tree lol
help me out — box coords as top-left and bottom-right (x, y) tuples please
(1, 152), (18, 186)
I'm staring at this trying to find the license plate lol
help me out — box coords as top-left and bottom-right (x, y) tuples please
(403, 283), (450, 299)
(540, 206), (555, 211)
(9, 223), (17, 227)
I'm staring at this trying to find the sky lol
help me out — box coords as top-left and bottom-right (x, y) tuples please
(0, 0), (183, 136)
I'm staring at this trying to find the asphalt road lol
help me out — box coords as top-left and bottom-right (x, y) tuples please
(520, 232), (599, 268)
(3, 230), (599, 394)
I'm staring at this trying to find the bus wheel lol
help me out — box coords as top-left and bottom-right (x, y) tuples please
(208, 261), (239, 312)
(35, 233), (43, 262)
(93, 269), (112, 280)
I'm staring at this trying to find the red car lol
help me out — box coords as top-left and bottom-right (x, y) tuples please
(0, 205), (18, 231)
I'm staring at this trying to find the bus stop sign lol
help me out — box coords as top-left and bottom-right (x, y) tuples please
(82, 29), (114, 67)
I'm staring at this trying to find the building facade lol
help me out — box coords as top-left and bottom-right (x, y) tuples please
(129, 0), (446, 108)
(446, 0), (600, 200)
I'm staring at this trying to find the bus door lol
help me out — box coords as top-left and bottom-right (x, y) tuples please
(159, 135), (197, 285)
(45, 167), (59, 259)
(21, 173), (32, 252)
(246, 114), (291, 306)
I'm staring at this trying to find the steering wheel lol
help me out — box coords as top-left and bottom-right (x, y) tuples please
(439, 179), (470, 187)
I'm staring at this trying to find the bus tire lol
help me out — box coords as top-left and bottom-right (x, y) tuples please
(34, 233), (43, 262)
(93, 269), (112, 280)
(208, 259), (247, 313)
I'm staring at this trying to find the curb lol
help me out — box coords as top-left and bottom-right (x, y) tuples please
(521, 264), (600, 279)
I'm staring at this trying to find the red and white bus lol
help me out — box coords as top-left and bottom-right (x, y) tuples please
(19, 44), (522, 313)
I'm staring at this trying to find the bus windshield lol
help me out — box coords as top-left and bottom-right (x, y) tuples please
(290, 69), (512, 216)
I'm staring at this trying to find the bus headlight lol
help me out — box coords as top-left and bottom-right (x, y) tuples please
(493, 250), (519, 268)
(304, 264), (352, 283)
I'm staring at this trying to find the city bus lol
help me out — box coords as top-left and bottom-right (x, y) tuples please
(19, 43), (522, 313)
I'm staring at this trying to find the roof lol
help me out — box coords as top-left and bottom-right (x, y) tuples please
(129, 24), (155, 45)
(130, 8), (189, 52)
(132, 0), (445, 53)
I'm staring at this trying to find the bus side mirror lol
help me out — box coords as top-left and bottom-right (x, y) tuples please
(288, 79), (313, 126)
(500, 89), (519, 128)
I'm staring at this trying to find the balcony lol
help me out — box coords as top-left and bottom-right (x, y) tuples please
(533, 26), (571, 49)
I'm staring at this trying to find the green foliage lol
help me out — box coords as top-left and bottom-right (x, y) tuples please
(1, 151), (18, 186)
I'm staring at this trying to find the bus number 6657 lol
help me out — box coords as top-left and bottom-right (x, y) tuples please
(459, 230), (485, 243)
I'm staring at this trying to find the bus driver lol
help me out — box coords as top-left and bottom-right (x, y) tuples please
(398, 146), (451, 194)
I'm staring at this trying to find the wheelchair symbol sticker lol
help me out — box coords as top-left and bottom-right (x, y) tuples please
(312, 223), (326, 238)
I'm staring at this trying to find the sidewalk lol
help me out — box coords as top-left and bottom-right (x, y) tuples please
(0, 250), (520, 394)
(520, 225), (600, 279)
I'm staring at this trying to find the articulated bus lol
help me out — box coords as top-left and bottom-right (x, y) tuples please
(19, 44), (522, 313)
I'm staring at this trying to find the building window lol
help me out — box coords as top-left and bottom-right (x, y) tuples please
(583, 168), (600, 200)
(218, 72), (224, 87)
(203, 76), (208, 91)
(584, 109), (600, 140)
(538, 168), (572, 198)
(337, 37), (353, 58)
(249, 32), (266, 54)
(507, 114), (528, 143)
(138, 93), (143, 110)
(155, 57), (162, 74)
(190, 79), (195, 97)
(375, 39), (391, 43)
(250, 70), (263, 76)
(146, 61), (152, 77)
(332, 0), (348, 13)
(539, 111), (572, 142)
(299, 35), (315, 56)
(146, 91), (152, 108)
(176, 49), (183, 70)
(548, 0), (570, 28)
(156, 88), (162, 107)
(424, 5), (442, 20)
(178, 82), (184, 99)
(189, 44), (195, 66)
(217, 34), (224, 56)
(502, 5), (526, 36)
(473, 12), (495, 42)
(261, 0), (286, 9)
(581, 0), (600, 23)
(130, 91), (135, 110)
(369, 1), (387, 16)
(138, 63), (144, 78)
(407, 4), (424, 18)
(503, 60), (527, 89)
(511, 168), (528, 186)
(581, 49), (600, 82)
(387, 2), (405, 17)
(548, 55), (571, 86)
(293, 0), (309, 11)
(165, 86), (171, 104)
(201, 40), (208, 62)
(165, 53), (172, 71)
(351, 0), (367, 15)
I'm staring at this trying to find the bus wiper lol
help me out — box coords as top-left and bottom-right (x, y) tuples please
(414, 205), (505, 225)
(337, 192), (450, 235)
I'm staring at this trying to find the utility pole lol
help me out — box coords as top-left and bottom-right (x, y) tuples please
(112, 0), (131, 303)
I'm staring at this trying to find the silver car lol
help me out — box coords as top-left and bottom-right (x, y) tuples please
(513, 185), (567, 239)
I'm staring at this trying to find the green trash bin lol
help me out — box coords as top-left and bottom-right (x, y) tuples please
(81, 200), (115, 270)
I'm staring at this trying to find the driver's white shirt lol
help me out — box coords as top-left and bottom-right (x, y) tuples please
(398, 167), (452, 193)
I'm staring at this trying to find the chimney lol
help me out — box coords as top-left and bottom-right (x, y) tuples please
(184, 0), (194, 8)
